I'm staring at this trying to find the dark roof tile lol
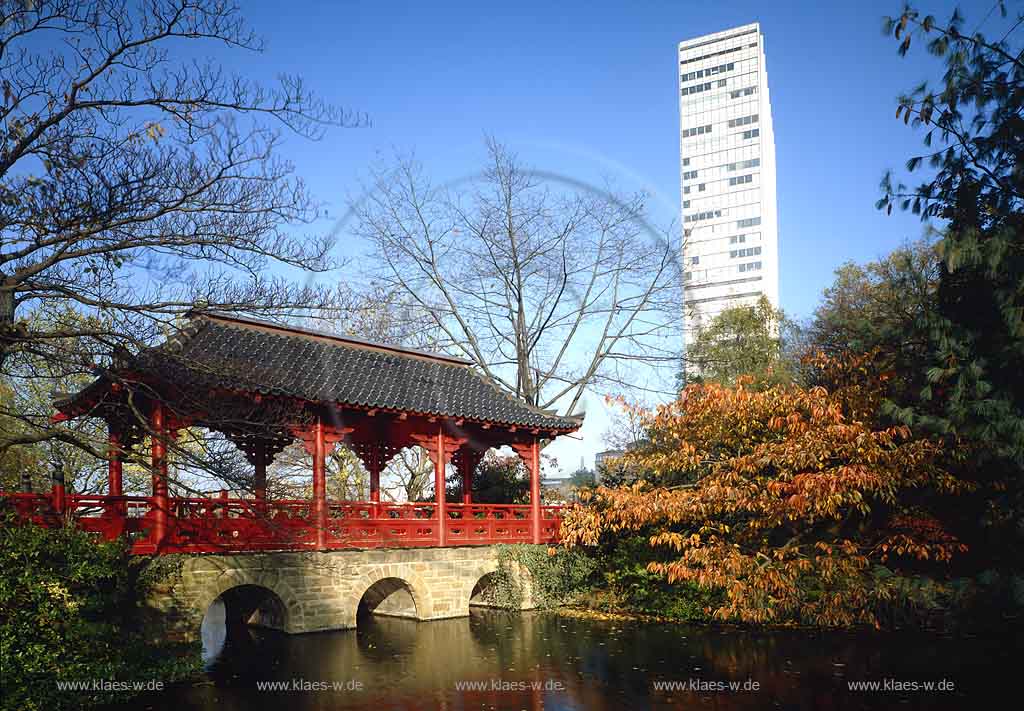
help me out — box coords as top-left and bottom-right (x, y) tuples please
(129, 314), (581, 432)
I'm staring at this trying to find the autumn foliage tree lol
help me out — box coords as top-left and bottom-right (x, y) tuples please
(561, 353), (973, 627)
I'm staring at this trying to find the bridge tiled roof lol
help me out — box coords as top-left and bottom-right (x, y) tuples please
(121, 314), (582, 432)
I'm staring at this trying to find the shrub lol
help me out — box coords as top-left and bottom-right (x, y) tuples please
(599, 536), (721, 620)
(484, 544), (597, 609)
(0, 511), (199, 711)
(562, 357), (973, 628)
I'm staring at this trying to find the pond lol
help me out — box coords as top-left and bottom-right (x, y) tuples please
(108, 609), (1017, 710)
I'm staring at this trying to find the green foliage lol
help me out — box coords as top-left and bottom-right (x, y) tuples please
(880, 4), (1024, 469)
(569, 467), (596, 489)
(809, 240), (938, 374)
(597, 537), (722, 620)
(448, 452), (529, 504)
(0, 512), (199, 711)
(869, 565), (1024, 631)
(684, 296), (797, 388)
(0, 381), (42, 489)
(134, 554), (187, 593)
(0, 307), (111, 493)
(583, 532), (1024, 628)
(594, 458), (639, 488)
(807, 240), (952, 433)
(485, 544), (597, 610)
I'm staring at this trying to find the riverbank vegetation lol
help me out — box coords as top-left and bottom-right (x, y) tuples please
(561, 351), (1022, 628)
(0, 511), (200, 711)
(484, 544), (597, 610)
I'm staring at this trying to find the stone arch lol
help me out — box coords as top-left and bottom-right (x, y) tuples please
(469, 570), (503, 608)
(217, 584), (287, 629)
(358, 577), (417, 620)
(463, 557), (536, 612)
(464, 558), (500, 612)
(350, 567), (433, 626)
(198, 582), (289, 664)
(192, 567), (303, 634)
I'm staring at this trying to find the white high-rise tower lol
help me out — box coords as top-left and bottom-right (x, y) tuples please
(678, 22), (779, 348)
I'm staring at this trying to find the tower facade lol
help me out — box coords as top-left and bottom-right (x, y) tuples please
(678, 22), (779, 348)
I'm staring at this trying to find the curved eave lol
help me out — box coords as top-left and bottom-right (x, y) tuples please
(51, 372), (584, 436)
(51, 376), (116, 423)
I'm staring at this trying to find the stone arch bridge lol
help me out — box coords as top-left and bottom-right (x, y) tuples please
(148, 545), (537, 640)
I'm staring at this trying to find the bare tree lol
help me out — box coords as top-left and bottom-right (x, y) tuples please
(352, 139), (682, 415)
(0, 0), (365, 457)
(383, 447), (434, 503)
(264, 442), (368, 501)
(601, 396), (649, 452)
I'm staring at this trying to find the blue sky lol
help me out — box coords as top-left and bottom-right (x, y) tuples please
(229, 0), (996, 472)
(235, 0), (991, 314)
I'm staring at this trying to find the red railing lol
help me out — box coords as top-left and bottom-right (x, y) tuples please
(0, 492), (563, 554)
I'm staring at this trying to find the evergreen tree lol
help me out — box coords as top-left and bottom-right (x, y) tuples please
(879, 4), (1024, 468)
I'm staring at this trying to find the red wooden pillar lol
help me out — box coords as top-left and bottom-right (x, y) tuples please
(108, 428), (124, 497)
(366, 443), (382, 513)
(107, 426), (127, 532)
(370, 467), (381, 502)
(512, 438), (543, 544)
(150, 404), (170, 548)
(50, 464), (66, 515)
(434, 426), (448, 547)
(312, 417), (328, 550)
(253, 440), (267, 514)
(370, 468), (381, 519)
(460, 450), (474, 505)
(529, 437), (542, 544)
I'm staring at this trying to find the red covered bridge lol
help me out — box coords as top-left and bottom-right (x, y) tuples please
(3, 314), (582, 555)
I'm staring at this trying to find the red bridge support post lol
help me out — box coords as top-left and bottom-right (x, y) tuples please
(50, 464), (66, 516)
(434, 426), (447, 547)
(513, 437), (544, 545)
(529, 437), (541, 545)
(107, 426), (126, 536)
(108, 428), (123, 499)
(150, 404), (169, 549)
(312, 417), (327, 551)
(253, 440), (267, 515)
(367, 443), (382, 518)
(460, 450), (474, 505)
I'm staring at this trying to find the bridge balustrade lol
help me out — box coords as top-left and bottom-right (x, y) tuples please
(0, 492), (562, 554)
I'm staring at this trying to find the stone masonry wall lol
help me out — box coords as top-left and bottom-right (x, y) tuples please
(146, 545), (537, 641)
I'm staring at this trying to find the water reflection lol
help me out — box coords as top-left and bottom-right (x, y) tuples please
(108, 609), (1017, 710)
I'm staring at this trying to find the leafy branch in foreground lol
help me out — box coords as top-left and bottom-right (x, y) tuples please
(878, 3), (1024, 467)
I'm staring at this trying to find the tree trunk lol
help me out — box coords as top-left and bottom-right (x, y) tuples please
(0, 275), (18, 369)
